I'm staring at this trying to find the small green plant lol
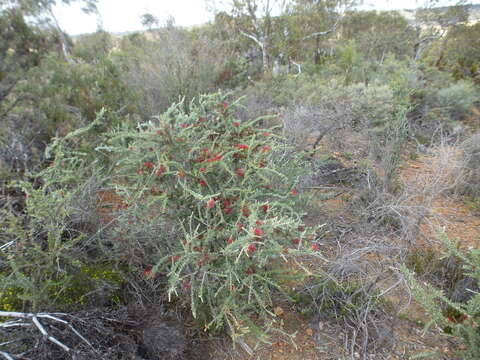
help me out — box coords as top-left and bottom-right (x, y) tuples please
(0, 182), (124, 312)
(406, 248), (438, 276)
(403, 233), (480, 359)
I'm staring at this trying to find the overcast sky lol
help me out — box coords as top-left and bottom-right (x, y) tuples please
(54, 0), (474, 35)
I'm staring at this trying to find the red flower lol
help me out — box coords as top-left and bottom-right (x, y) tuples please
(199, 167), (206, 173)
(290, 189), (298, 196)
(247, 243), (257, 254)
(262, 145), (272, 153)
(207, 199), (215, 209)
(235, 168), (245, 177)
(171, 255), (181, 263)
(143, 268), (154, 279)
(261, 204), (269, 213)
(311, 243), (320, 252)
(236, 144), (249, 150)
(206, 154), (223, 163)
(292, 238), (300, 245)
(242, 206), (250, 217)
(233, 122), (240, 127)
(199, 179), (207, 187)
(180, 123), (189, 128)
(223, 199), (232, 207)
(155, 165), (166, 176)
(263, 132), (270, 136)
(254, 228), (264, 237)
(227, 237), (234, 244)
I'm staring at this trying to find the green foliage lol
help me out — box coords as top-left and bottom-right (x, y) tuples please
(436, 80), (478, 117)
(0, 181), (124, 312)
(404, 233), (480, 359)
(72, 30), (114, 64)
(99, 93), (323, 341)
(23, 54), (138, 129)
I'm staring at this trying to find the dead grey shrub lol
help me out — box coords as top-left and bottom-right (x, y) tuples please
(357, 142), (466, 245)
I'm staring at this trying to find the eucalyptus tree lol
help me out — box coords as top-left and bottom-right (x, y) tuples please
(411, 0), (470, 61)
(0, 0), (98, 58)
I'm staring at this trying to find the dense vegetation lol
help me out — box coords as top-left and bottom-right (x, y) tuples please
(0, 0), (479, 359)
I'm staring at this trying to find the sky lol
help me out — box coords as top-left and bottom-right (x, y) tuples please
(54, 0), (475, 35)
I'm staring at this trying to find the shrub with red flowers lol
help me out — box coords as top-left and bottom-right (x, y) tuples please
(106, 93), (323, 341)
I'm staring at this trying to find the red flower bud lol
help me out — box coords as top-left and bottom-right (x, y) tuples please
(254, 228), (264, 237)
(263, 132), (270, 136)
(311, 243), (320, 252)
(143, 268), (152, 278)
(255, 220), (263, 226)
(245, 266), (256, 275)
(224, 207), (233, 214)
(290, 189), (298, 196)
(227, 237), (234, 244)
(247, 243), (257, 254)
(206, 154), (223, 163)
(199, 167), (206, 173)
(180, 123), (189, 128)
(262, 145), (272, 153)
(183, 279), (191, 289)
(261, 204), (269, 213)
(207, 199), (215, 209)
(155, 165), (166, 176)
(198, 117), (208, 123)
(236, 144), (249, 150)
(242, 206), (250, 217)
(235, 168), (245, 177)
(298, 225), (305, 232)
(171, 255), (181, 263)
(199, 179), (207, 187)
(292, 238), (300, 245)
(258, 161), (266, 168)
(233, 122), (240, 127)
